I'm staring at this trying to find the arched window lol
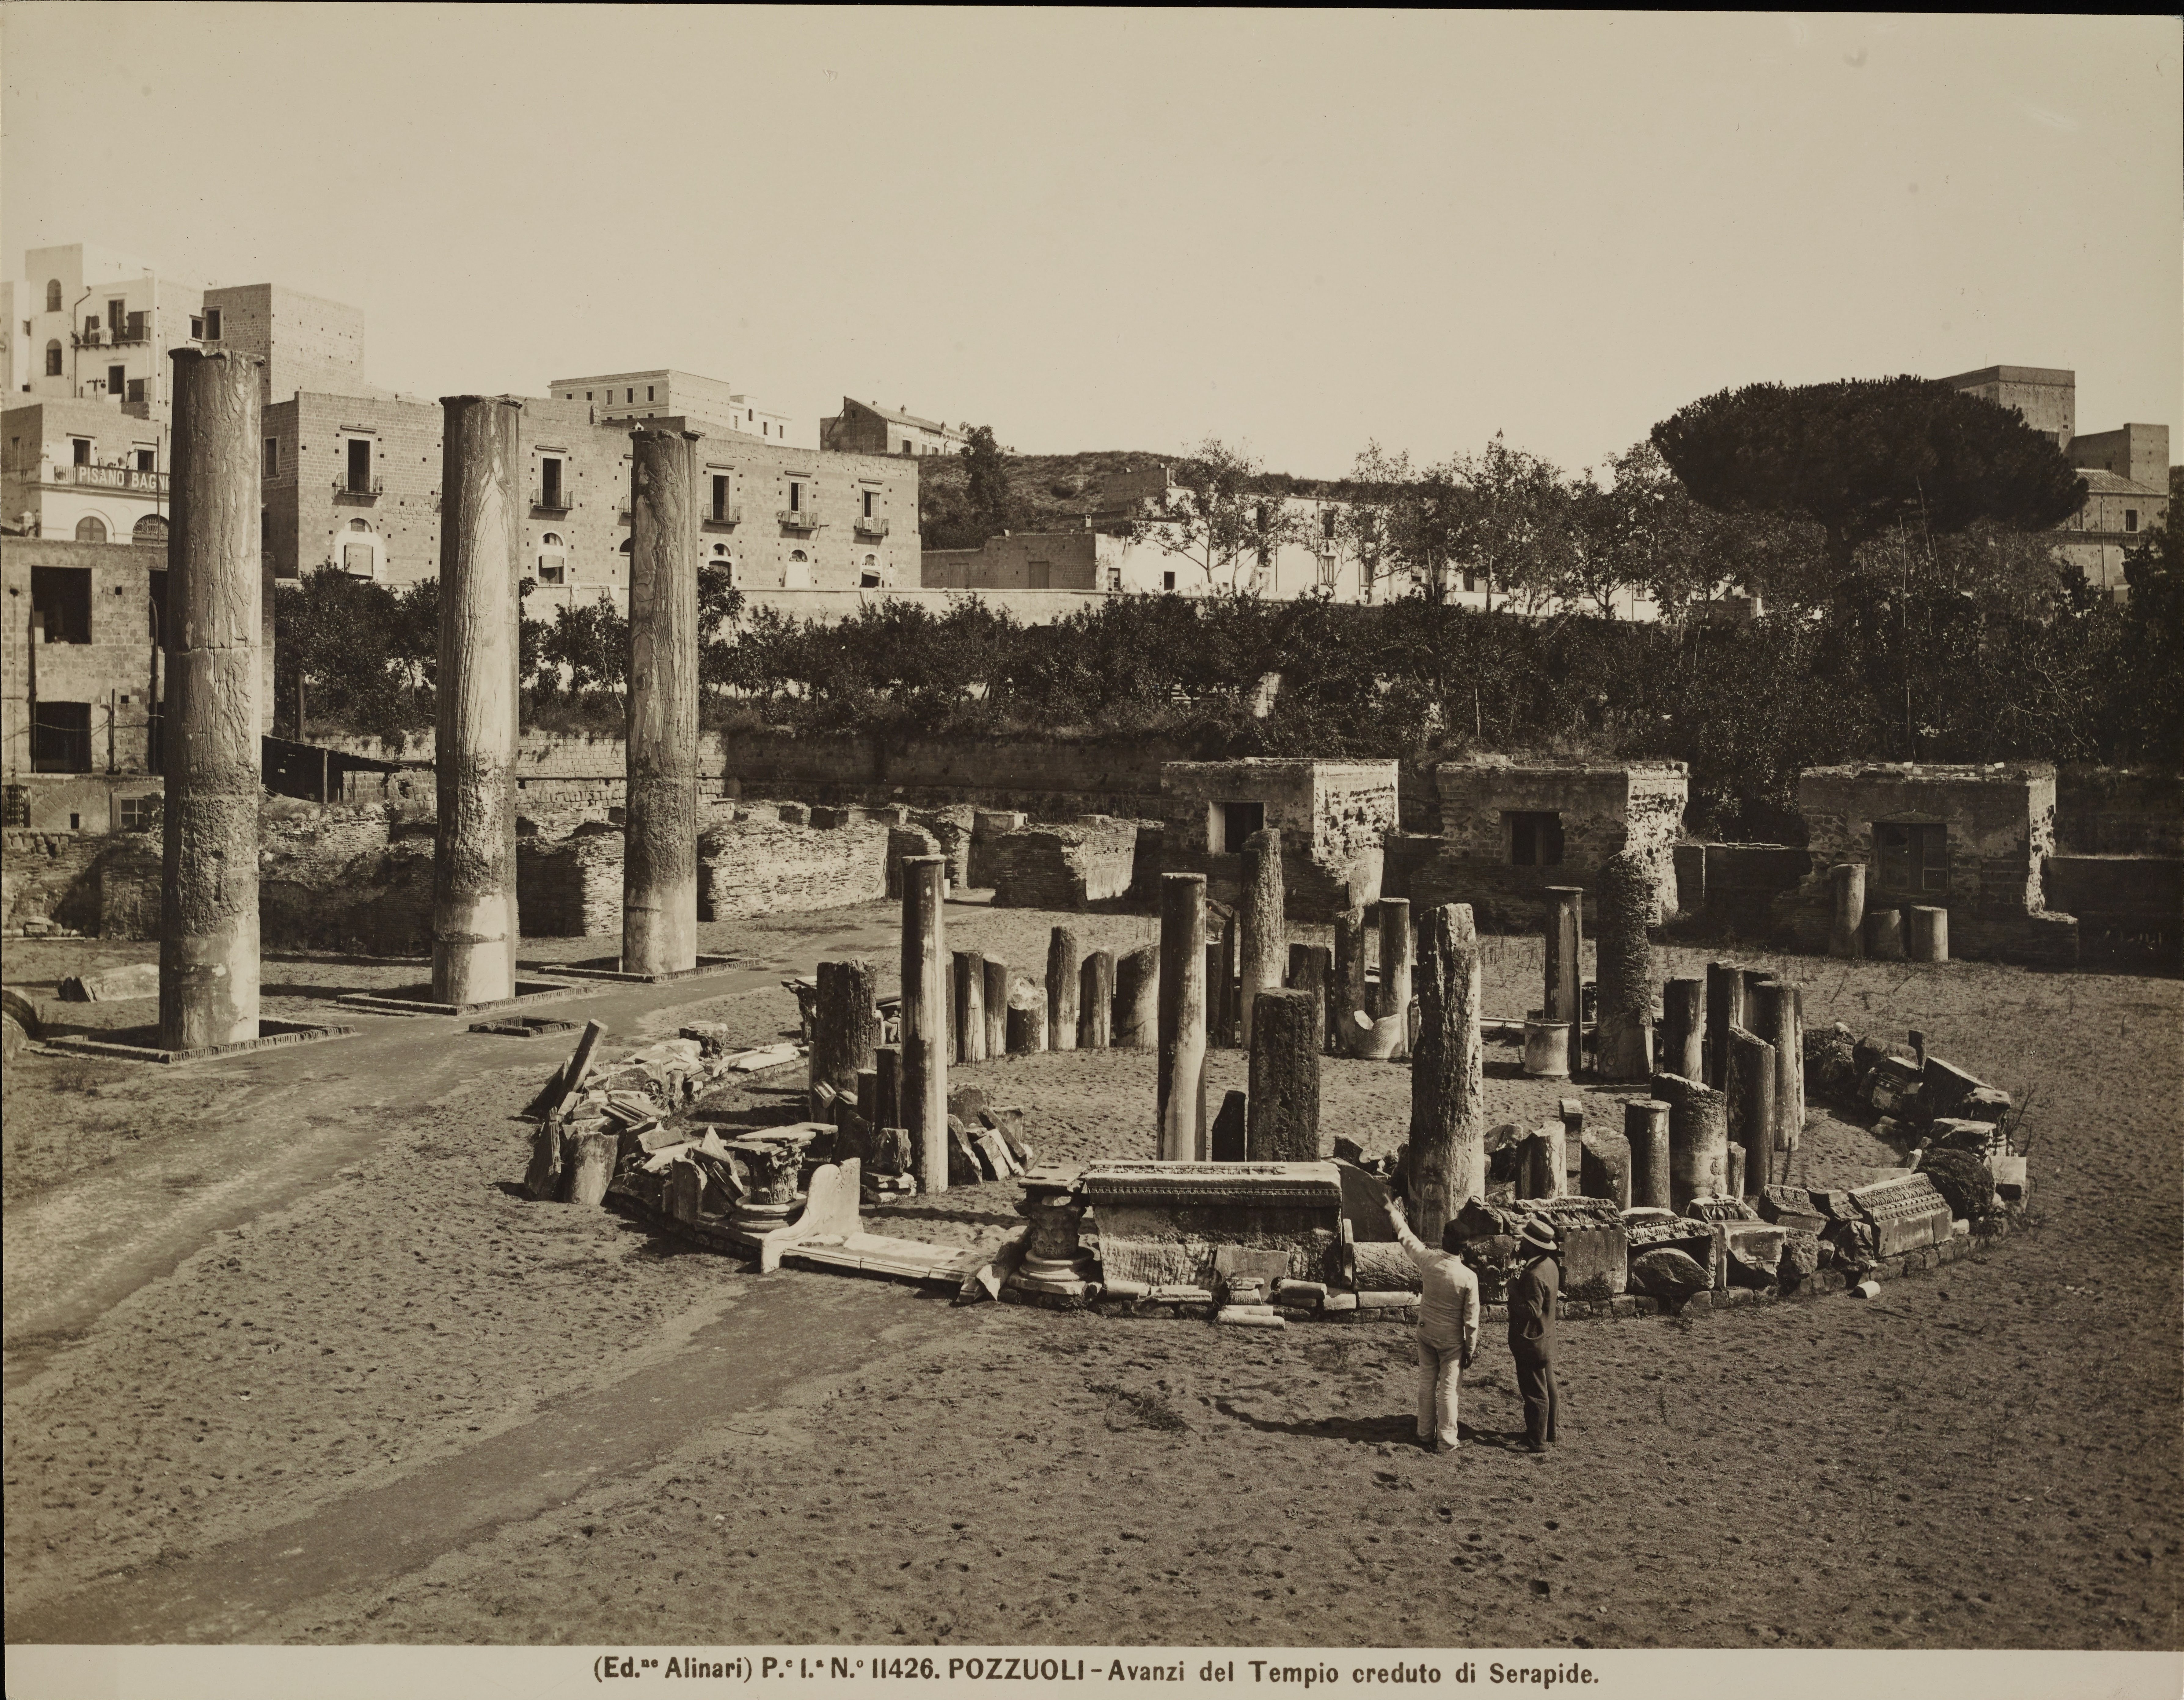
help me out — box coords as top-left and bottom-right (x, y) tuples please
(45, 280), (61, 313)
(788, 550), (807, 562)
(45, 340), (62, 377)
(619, 538), (633, 554)
(541, 531), (562, 547)
(711, 543), (727, 557)
(132, 514), (168, 543)
(348, 517), (369, 531)
(75, 516), (108, 542)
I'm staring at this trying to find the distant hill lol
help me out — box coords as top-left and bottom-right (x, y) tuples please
(916, 447), (1349, 550)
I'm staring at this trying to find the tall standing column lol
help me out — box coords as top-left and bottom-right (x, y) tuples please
(160, 349), (263, 1052)
(982, 958), (1009, 1057)
(1046, 927), (1080, 1052)
(1238, 829), (1287, 1050)
(1543, 886), (1583, 1024)
(1724, 1027), (1776, 1196)
(1662, 977), (1705, 1082)
(1157, 873), (1209, 1161)
(952, 949), (986, 1064)
(1286, 942), (1331, 1055)
(1406, 902), (1485, 1245)
(1216, 908), (1242, 1048)
(900, 856), (950, 1194)
(1332, 905), (1369, 1055)
(431, 395), (522, 1006)
(621, 428), (701, 975)
(1078, 950), (1114, 1049)
(1751, 980), (1804, 1184)
(1703, 960), (1744, 1089)
(1113, 946), (1158, 1048)
(1594, 850), (1655, 1081)
(1376, 898), (1413, 1060)
(1828, 863), (1867, 960)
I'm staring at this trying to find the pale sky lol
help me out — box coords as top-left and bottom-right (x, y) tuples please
(4, 7), (2178, 478)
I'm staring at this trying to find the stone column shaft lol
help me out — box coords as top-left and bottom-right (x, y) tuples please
(1703, 959), (1744, 1090)
(1662, 977), (1705, 1083)
(1238, 828), (1286, 1050)
(1725, 1026), (1776, 1196)
(1407, 902), (1485, 1241)
(1594, 851), (1654, 1081)
(1332, 906), (1370, 1054)
(1908, 905), (1950, 963)
(982, 958), (1008, 1057)
(160, 348), (262, 1052)
(1543, 885), (1584, 1025)
(900, 856), (949, 1193)
(1652, 1071), (1729, 1209)
(1246, 988), (1320, 1162)
(432, 395), (522, 1006)
(1157, 873), (1209, 1161)
(622, 428), (701, 974)
(1078, 950), (1114, 1049)
(1046, 927), (1080, 1052)
(810, 957), (878, 1117)
(1828, 863), (1867, 960)
(952, 949), (986, 1065)
(1626, 1098), (1671, 1210)
(1376, 898), (1413, 1060)
(1113, 946), (1158, 1048)
(1286, 942), (1331, 1055)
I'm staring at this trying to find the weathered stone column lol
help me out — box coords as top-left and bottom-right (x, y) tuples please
(430, 395), (522, 1007)
(952, 949), (986, 1065)
(1594, 850), (1655, 1081)
(1286, 942), (1331, 1055)
(1703, 959), (1744, 1089)
(1750, 980), (1804, 1187)
(1908, 905), (1950, 963)
(160, 349), (263, 1052)
(1581, 1125), (1633, 1209)
(1216, 908), (1242, 1048)
(1113, 946), (1158, 1048)
(1543, 885), (1584, 1025)
(1078, 950), (1114, 1049)
(810, 957), (877, 1118)
(1626, 1098), (1671, 1209)
(1246, 988), (1320, 1162)
(1864, 908), (1907, 962)
(1725, 1026), (1776, 1196)
(1006, 987), (1045, 1055)
(982, 958), (1008, 1057)
(1157, 873), (1209, 1161)
(1332, 905), (1370, 1053)
(1376, 898), (1413, 1060)
(1662, 977), (1705, 1083)
(1828, 863), (1867, 960)
(1652, 1071), (1729, 1209)
(900, 855), (949, 1194)
(1238, 828), (1286, 1049)
(1405, 902), (1484, 1242)
(874, 1043), (902, 1131)
(621, 428), (701, 975)
(1046, 927), (1080, 1052)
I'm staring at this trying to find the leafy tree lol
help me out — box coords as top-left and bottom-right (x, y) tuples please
(1650, 376), (2087, 596)
(962, 425), (1012, 539)
(537, 593), (628, 699)
(1333, 443), (1411, 604)
(273, 567), (420, 744)
(1139, 438), (1309, 591)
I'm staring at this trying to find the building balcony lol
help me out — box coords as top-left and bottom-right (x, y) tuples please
(853, 516), (890, 539)
(702, 506), (742, 531)
(777, 509), (822, 531)
(60, 463), (169, 495)
(333, 477), (385, 502)
(532, 496), (571, 517)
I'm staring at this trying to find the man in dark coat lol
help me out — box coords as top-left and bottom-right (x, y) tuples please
(1506, 1219), (1562, 1453)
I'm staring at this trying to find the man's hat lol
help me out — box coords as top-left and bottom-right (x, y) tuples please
(1517, 1220), (1560, 1255)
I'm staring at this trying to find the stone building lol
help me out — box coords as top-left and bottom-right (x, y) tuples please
(2, 398), (171, 545)
(1772, 762), (2077, 966)
(0, 534), (170, 833)
(1409, 758), (1688, 931)
(821, 398), (968, 458)
(201, 283), (386, 408)
(546, 370), (793, 446)
(1160, 758), (1398, 917)
(4, 243), (206, 424)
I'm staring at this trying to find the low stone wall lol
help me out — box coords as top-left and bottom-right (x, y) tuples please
(517, 825), (626, 938)
(1671, 844), (1814, 938)
(0, 830), (111, 936)
(987, 818), (1146, 908)
(700, 809), (894, 922)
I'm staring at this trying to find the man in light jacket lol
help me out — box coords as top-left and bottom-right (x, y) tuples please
(1385, 1195), (1480, 1455)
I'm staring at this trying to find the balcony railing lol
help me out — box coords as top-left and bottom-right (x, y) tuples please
(777, 508), (821, 530)
(62, 463), (169, 495)
(333, 477), (385, 500)
(853, 516), (889, 539)
(532, 493), (571, 517)
(702, 506), (742, 530)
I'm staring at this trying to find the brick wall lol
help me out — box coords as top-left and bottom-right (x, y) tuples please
(0, 828), (108, 934)
(2, 536), (166, 785)
(987, 817), (1145, 908)
(699, 809), (893, 922)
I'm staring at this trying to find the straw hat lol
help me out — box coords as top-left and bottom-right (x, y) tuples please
(1517, 1220), (1560, 1255)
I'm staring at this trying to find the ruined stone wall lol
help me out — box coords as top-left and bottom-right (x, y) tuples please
(0, 829), (109, 935)
(987, 817), (1146, 908)
(1160, 759), (1396, 918)
(2055, 765), (2183, 857)
(699, 808), (893, 922)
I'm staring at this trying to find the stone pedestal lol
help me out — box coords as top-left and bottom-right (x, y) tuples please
(1011, 1186), (1093, 1296)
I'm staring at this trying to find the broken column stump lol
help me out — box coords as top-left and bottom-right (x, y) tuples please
(1286, 942), (1332, 1055)
(874, 1043), (902, 1132)
(1211, 1088), (1249, 1162)
(900, 855), (950, 1195)
(1703, 959), (1744, 1090)
(563, 1127), (618, 1207)
(1332, 905), (1370, 1055)
(952, 949), (987, 1065)
(810, 957), (879, 1120)
(1246, 987), (1321, 1163)
(1238, 828), (1287, 1051)
(1725, 1025), (1777, 1197)
(1113, 946), (1158, 1048)
(982, 958), (1009, 1058)
(1864, 907), (1907, 963)
(1594, 850), (1655, 1082)
(1828, 863), (1867, 960)
(1376, 898), (1413, 1060)
(1404, 901), (1484, 1243)
(1652, 1071), (1729, 1209)
(1543, 885), (1584, 1026)
(1158, 872), (1210, 1161)
(1626, 1098), (1671, 1209)
(1581, 1127), (1633, 1211)
(1750, 979), (1804, 1188)
(1662, 976), (1705, 1084)
(160, 347), (264, 1053)
(1078, 950), (1114, 1049)
(1908, 905), (1950, 963)
(1046, 927), (1080, 1053)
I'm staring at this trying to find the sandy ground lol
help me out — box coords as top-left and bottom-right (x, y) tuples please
(3, 901), (2178, 1649)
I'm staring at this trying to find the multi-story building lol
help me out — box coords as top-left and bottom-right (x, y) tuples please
(1942, 366), (2170, 599)
(1, 398), (171, 546)
(4, 243), (207, 424)
(821, 398), (969, 458)
(545, 370), (793, 445)
(262, 394), (920, 610)
(201, 283), (383, 407)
